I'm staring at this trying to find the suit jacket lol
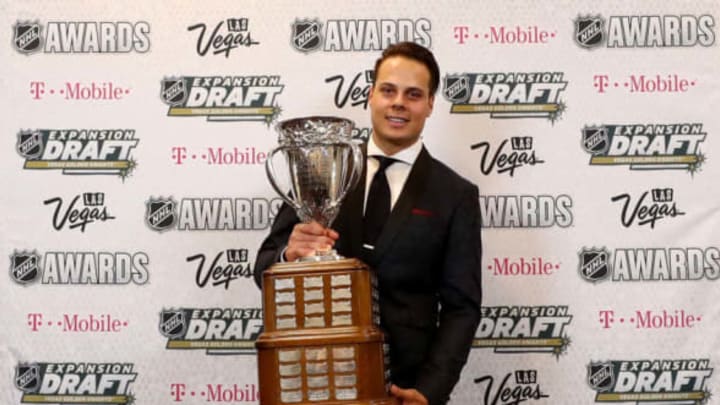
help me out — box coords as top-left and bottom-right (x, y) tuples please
(254, 145), (482, 405)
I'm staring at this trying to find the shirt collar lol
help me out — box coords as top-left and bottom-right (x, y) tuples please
(367, 136), (422, 166)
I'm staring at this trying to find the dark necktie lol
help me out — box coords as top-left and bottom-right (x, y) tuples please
(363, 156), (396, 247)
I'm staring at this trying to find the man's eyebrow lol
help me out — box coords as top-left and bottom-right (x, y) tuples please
(403, 86), (426, 95)
(377, 82), (424, 92)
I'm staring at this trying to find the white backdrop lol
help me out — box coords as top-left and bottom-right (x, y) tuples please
(1, 1), (719, 404)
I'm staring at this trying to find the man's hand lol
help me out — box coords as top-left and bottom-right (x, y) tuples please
(284, 221), (339, 262)
(390, 384), (428, 405)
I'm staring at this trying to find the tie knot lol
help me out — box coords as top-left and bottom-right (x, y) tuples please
(374, 155), (397, 172)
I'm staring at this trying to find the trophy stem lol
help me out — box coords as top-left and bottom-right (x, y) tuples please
(298, 248), (345, 262)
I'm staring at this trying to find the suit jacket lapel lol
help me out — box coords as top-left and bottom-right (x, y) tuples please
(371, 146), (431, 262)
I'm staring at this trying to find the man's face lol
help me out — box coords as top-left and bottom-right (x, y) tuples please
(369, 56), (434, 155)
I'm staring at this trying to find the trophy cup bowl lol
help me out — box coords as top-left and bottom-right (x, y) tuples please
(257, 116), (394, 405)
(265, 116), (363, 261)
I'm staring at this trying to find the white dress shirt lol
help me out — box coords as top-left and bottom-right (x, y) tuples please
(364, 136), (423, 214)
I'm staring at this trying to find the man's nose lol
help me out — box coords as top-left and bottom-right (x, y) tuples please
(391, 94), (406, 109)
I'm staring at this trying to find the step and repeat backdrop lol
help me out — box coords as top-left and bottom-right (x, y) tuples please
(1, 0), (719, 404)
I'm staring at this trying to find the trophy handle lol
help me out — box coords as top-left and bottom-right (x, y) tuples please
(265, 146), (304, 215)
(335, 140), (364, 204)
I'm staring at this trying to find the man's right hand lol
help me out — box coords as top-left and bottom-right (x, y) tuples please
(284, 221), (339, 262)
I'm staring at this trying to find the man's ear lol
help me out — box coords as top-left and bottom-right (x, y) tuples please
(427, 94), (435, 116)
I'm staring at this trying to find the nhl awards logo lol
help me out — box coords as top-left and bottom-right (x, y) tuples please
(145, 197), (177, 232)
(14, 362), (138, 404)
(290, 17), (431, 53)
(159, 307), (263, 355)
(9, 250), (150, 286)
(10, 251), (40, 285)
(291, 19), (322, 52)
(574, 14), (715, 49)
(443, 72), (567, 122)
(586, 359), (712, 404)
(574, 16), (604, 48)
(479, 195), (573, 228)
(577, 246), (720, 283)
(16, 129), (139, 180)
(12, 20), (150, 54)
(145, 196), (281, 232)
(160, 75), (283, 123)
(578, 248), (611, 283)
(13, 22), (42, 54)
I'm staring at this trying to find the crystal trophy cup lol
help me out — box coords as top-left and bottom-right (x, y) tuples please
(256, 116), (393, 405)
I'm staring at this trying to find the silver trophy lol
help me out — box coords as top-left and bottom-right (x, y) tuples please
(266, 116), (363, 261)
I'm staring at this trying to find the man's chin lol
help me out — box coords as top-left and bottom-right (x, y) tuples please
(380, 127), (414, 139)
(373, 130), (420, 146)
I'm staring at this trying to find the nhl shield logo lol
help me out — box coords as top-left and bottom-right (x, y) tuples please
(161, 78), (188, 106)
(145, 197), (177, 232)
(14, 22), (42, 54)
(443, 75), (470, 103)
(291, 19), (322, 52)
(579, 248), (611, 282)
(575, 16), (604, 49)
(159, 309), (187, 339)
(16, 131), (44, 159)
(15, 363), (40, 393)
(581, 126), (609, 155)
(10, 251), (40, 284)
(587, 362), (615, 392)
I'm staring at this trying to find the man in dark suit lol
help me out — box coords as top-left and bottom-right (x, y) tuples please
(254, 42), (482, 405)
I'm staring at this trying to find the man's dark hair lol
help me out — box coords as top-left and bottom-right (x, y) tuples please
(373, 41), (440, 95)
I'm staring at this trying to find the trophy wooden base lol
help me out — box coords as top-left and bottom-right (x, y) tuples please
(256, 258), (393, 405)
